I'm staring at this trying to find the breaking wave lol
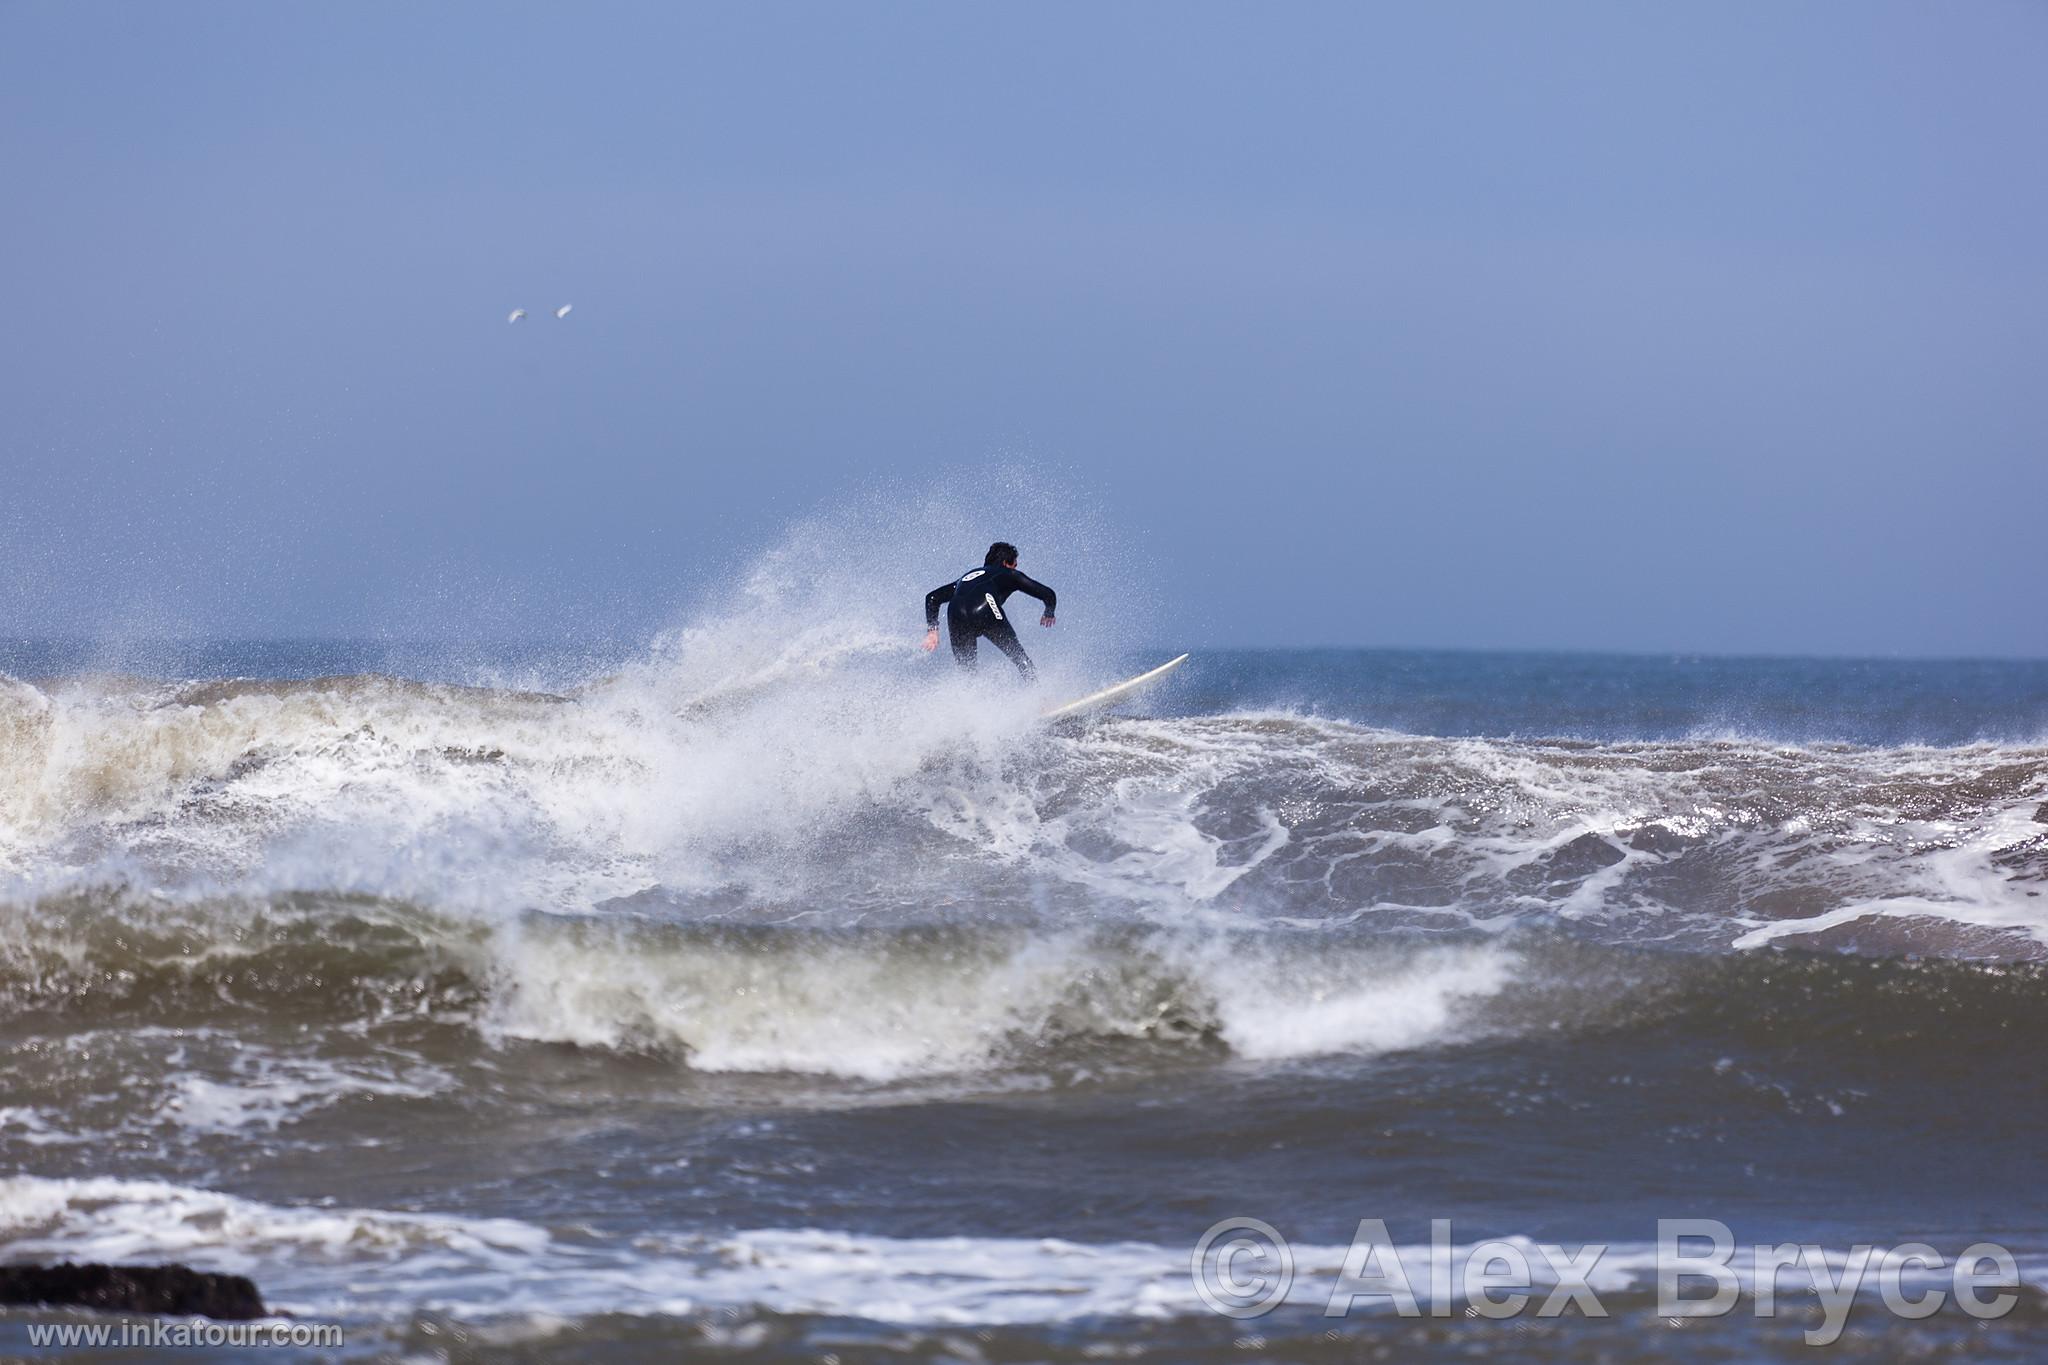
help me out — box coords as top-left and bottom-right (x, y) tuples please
(5, 897), (2046, 1087)
(1, 663), (2042, 955)
(0, 502), (2043, 1093)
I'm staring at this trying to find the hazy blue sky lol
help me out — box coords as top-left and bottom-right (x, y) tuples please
(3, 1), (2043, 655)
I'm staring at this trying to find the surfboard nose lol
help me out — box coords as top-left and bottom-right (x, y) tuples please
(1041, 654), (1190, 721)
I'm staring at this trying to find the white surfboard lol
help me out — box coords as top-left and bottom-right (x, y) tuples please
(1041, 654), (1189, 721)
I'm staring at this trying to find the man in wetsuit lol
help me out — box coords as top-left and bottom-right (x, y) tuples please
(922, 542), (1057, 678)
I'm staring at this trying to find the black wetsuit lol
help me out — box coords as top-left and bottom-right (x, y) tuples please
(925, 564), (1057, 677)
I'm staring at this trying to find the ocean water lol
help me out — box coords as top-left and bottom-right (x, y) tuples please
(2, 606), (2046, 1359)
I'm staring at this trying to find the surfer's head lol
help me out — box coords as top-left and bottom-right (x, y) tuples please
(985, 542), (1019, 568)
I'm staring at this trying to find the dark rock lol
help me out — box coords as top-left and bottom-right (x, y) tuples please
(0, 1262), (266, 1320)
(1543, 832), (1627, 878)
(1626, 824), (1691, 856)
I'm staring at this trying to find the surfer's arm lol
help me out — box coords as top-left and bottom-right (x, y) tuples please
(1012, 571), (1056, 624)
(924, 582), (955, 630)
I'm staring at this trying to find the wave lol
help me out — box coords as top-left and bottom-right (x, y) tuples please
(0, 899), (1516, 1080)
(6, 1175), (2043, 1330)
(1, 659), (2042, 957)
(5, 900), (2046, 1086)
(1, 506), (2044, 1049)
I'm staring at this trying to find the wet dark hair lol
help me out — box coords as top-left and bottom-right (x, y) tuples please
(985, 541), (1018, 566)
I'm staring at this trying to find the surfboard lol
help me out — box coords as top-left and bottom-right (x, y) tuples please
(1041, 654), (1190, 722)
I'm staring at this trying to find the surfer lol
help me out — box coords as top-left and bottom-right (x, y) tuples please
(923, 542), (1057, 678)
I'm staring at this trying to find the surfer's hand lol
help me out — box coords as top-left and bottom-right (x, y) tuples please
(1041, 615), (1056, 628)
(922, 629), (940, 652)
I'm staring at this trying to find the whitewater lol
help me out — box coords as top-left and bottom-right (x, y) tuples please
(2, 516), (2045, 1360)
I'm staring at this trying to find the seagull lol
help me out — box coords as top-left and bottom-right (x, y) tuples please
(507, 309), (527, 324)
(554, 304), (573, 319)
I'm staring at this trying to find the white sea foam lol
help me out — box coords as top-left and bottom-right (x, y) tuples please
(0, 1107), (72, 1147)
(161, 1054), (453, 1135)
(1189, 938), (1515, 1059)
(482, 925), (1517, 1078)
(1732, 802), (2048, 950)
(0, 1177), (552, 1302)
(4, 1176), (2037, 1327)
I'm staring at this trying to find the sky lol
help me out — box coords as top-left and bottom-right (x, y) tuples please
(2, 0), (2043, 656)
